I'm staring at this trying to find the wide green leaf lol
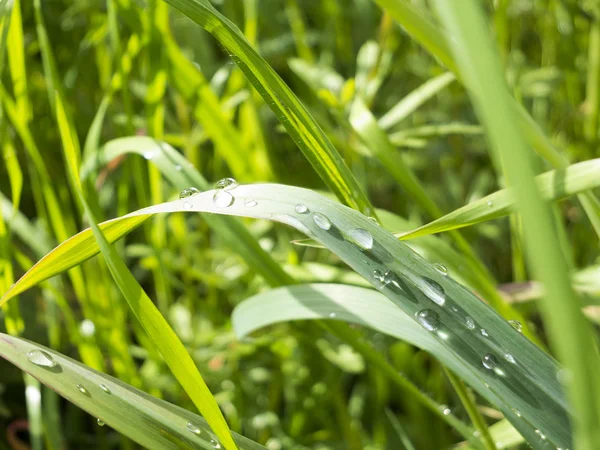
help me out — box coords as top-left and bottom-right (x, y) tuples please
(0, 333), (266, 450)
(1, 183), (570, 449)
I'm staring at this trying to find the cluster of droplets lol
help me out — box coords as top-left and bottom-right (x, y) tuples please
(179, 187), (200, 210)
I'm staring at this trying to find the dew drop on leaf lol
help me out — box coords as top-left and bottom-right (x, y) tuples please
(99, 384), (111, 394)
(480, 328), (489, 337)
(294, 204), (309, 214)
(508, 319), (522, 332)
(213, 190), (234, 208)
(210, 439), (221, 449)
(76, 384), (89, 395)
(465, 316), (475, 330)
(244, 198), (257, 207)
(179, 187), (200, 199)
(312, 212), (331, 230)
(482, 353), (498, 370)
(535, 429), (546, 440)
(348, 228), (373, 250)
(27, 350), (58, 368)
(373, 269), (384, 283)
(183, 201), (193, 210)
(422, 278), (446, 306)
(416, 309), (440, 331)
(214, 177), (238, 190)
(97, 419), (105, 427)
(504, 353), (516, 364)
(433, 263), (447, 276)
(185, 421), (202, 435)
(143, 151), (155, 160)
(487, 200), (493, 207)
(328, 312), (337, 319)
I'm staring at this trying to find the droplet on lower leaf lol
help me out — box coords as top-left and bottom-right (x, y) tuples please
(294, 204), (309, 214)
(465, 316), (475, 330)
(213, 190), (234, 208)
(422, 278), (446, 306)
(535, 429), (546, 440)
(482, 353), (498, 370)
(480, 328), (489, 337)
(244, 198), (257, 207)
(508, 319), (522, 332)
(416, 309), (440, 331)
(76, 384), (89, 395)
(504, 353), (516, 364)
(328, 312), (337, 319)
(214, 178), (238, 190)
(210, 439), (221, 449)
(183, 201), (193, 210)
(179, 187), (200, 199)
(97, 419), (105, 427)
(373, 270), (384, 283)
(433, 263), (447, 276)
(27, 350), (58, 368)
(487, 200), (493, 207)
(312, 212), (331, 230)
(99, 384), (111, 394)
(185, 422), (202, 435)
(348, 228), (373, 250)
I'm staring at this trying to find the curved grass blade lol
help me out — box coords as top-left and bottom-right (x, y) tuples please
(397, 158), (600, 240)
(0, 333), (266, 450)
(161, 0), (375, 216)
(2, 183), (570, 448)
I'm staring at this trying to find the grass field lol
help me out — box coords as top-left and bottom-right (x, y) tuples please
(0, 0), (599, 449)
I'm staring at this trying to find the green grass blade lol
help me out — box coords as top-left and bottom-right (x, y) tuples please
(55, 93), (239, 450)
(7, 0), (29, 121)
(0, 333), (266, 450)
(161, 0), (375, 216)
(2, 183), (571, 448)
(431, 2), (600, 448)
(397, 158), (600, 240)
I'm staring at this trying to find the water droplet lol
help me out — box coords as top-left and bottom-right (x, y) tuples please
(27, 350), (58, 368)
(79, 319), (95, 337)
(294, 204), (309, 214)
(179, 187), (200, 199)
(348, 228), (373, 250)
(416, 309), (440, 331)
(76, 384), (89, 395)
(367, 216), (379, 225)
(465, 316), (475, 330)
(433, 264), (447, 276)
(185, 421), (202, 435)
(482, 353), (498, 370)
(504, 353), (516, 364)
(214, 178), (238, 190)
(244, 198), (257, 207)
(422, 278), (446, 306)
(175, 164), (183, 171)
(210, 439), (221, 449)
(557, 368), (573, 385)
(183, 201), (193, 210)
(312, 212), (331, 230)
(480, 328), (489, 337)
(443, 407), (451, 416)
(487, 200), (493, 207)
(143, 151), (155, 160)
(373, 270), (384, 283)
(508, 319), (522, 332)
(97, 419), (105, 427)
(328, 312), (337, 319)
(535, 429), (547, 440)
(213, 190), (234, 208)
(512, 408), (522, 417)
(99, 384), (111, 394)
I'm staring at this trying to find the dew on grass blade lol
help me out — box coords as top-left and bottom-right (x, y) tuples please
(535, 429), (547, 440)
(482, 353), (498, 370)
(185, 422), (202, 435)
(214, 178), (238, 190)
(373, 270), (384, 283)
(433, 263), (447, 276)
(480, 328), (489, 337)
(487, 200), (493, 207)
(348, 228), (373, 250)
(244, 198), (257, 207)
(143, 151), (154, 160)
(213, 190), (234, 208)
(312, 212), (331, 230)
(465, 316), (475, 330)
(416, 309), (440, 331)
(328, 312), (337, 319)
(421, 278), (446, 306)
(76, 384), (89, 395)
(210, 439), (221, 448)
(508, 319), (522, 332)
(183, 201), (193, 210)
(504, 353), (516, 364)
(99, 384), (111, 394)
(97, 419), (105, 427)
(179, 187), (200, 199)
(294, 203), (309, 214)
(27, 350), (58, 368)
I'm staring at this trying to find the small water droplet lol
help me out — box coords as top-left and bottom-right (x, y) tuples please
(143, 151), (155, 160)
(213, 190), (234, 208)
(312, 212), (331, 230)
(465, 316), (475, 330)
(443, 407), (451, 416)
(183, 201), (193, 210)
(487, 200), (493, 207)
(535, 429), (547, 440)
(244, 198), (257, 207)
(433, 264), (447, 276)
(508, 319), (522, 332)
(175, 164), (183, 171)
(373, 270), (384, 283)
(27, 350), (58, 368)
(97, 419), (105, 427)
(480, 328), (489, 337)
(295, 204), (309, 214)
(179, 187), (200, 199)
(185, 421), (202, 435)
(210, 439), (221, 449)
(367, 216), (379, 225)
(482, 353), (498, 370)
(504, 353), (516, 364)
(99, 384), (111, 394)
(422, 278), (446, 306)
(416, 309), (440, 331)
(557, 368), (573, 385)
(348, 228), (373, 250)
(76, 384), (89, 395)
(215, 178), (238, 190)
(329, 312), (337, 319)
(512, 408), (522, 417)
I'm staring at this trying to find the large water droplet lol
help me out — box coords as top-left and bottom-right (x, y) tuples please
(312, 212), (331, 230)
(482, 353), (498, 370)
(504, 353), (516, 364)
(215, 178), (238, 190)
(295, 204), (309, 214)
(97, 419), (105, 427)
(27, 350), (58, 368)
(179, 187), (200, 199)
(433, 264), (447, 276)
(210, 439), (221, 449)
(76, 384), (89, 395)
(480, 328), (489, 337)
(440, 405), (451, 416)
(99, 384), (111, 394)
(185, 421), (202, 435)
(465, 316), (475, 330)
(508, 319), (522, 333)
(213, 190), (234, 208)
(348, 228), (373, 250)
(422, 278), (446, 306)
(244, 198), (257, 207)
(416, 309), (440, 331)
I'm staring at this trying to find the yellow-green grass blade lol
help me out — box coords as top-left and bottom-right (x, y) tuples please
(7, 0), (29, 122)
(432, 2), (600, 448)
(55, 92), (239, 450)
(2, 183), (571, 448)
(161, 0), (375, 216)
(397, 158), (600, 240)
(0, 333), (267, 450)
